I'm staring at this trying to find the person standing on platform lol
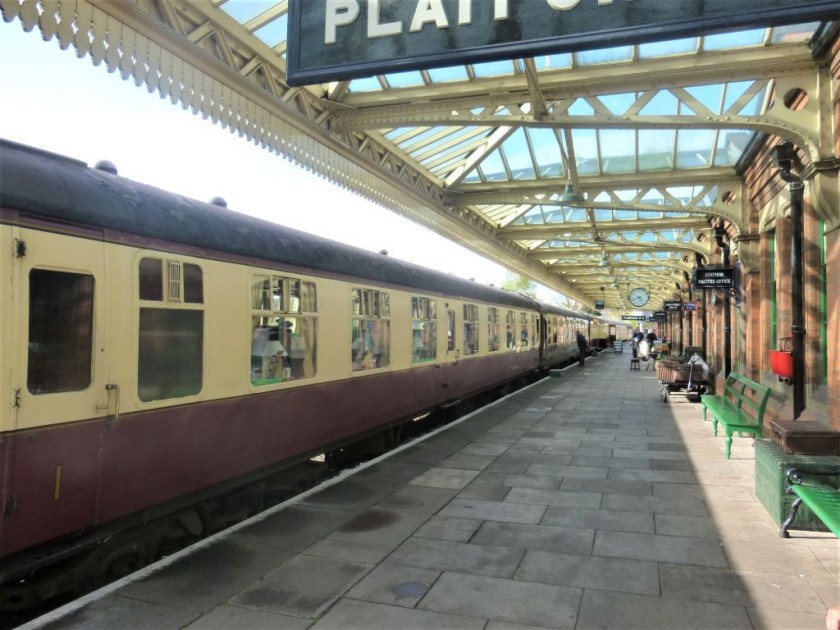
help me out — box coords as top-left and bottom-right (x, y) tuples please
(576, 331), (588, 367)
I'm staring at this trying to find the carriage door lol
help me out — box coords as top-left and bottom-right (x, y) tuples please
(14, 228), (109, 430)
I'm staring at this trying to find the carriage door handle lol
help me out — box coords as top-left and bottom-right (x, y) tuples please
(96, 384), (121, 423)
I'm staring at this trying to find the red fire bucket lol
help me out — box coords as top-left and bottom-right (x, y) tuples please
(770, 350), (793, 379)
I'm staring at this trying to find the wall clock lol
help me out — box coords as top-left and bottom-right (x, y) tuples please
(629, 287), (649, 307)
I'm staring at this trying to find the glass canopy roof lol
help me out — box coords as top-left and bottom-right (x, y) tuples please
(214, 0), (821, 311)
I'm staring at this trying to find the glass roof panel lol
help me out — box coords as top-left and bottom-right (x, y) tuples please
(462, 169), (483, 184)
(567, 99), (594, 116)
(348, 77), (382, 92)
(397, 126), (447, 150)
(535, 53), (573, 71)
(384, 71), (425, 88)
(638, 129), (675, 171)
(576, 46), (633, 65)
(640, 91), (680, 116)
(479, 150), (508, 182)
(715, 130), (751, 166)
(471, 60), (517, 78)
(428, 66), (470, 83)
(639, 38), (698, 58)
(253, 16), (286, 47)
(600, 93), (637, 116)
(412, 127), (473, 156)
(704, 29), (766, 50)
(771, 22), (820, 42)
(503, 129), (537, 180)
(675, 129), (715, 168)
(219, 0), (276, 23)
(571, 129), (599, 175)
(529, 128), (564, 178)
(599, 129), (636, 174)
(685, 84), (724, 115)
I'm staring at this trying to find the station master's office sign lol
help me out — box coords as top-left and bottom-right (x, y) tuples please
(286, 1), (840, 86)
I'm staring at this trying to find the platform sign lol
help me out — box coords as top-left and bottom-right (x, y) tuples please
(683, 302), (698, 311)
(622, 315), (646, 321)
(286, 1), (840, 85)
(663, 300), (682, 312)
(652, 311), (666, 319)
(595, 300), (604, 310)
(694, 266), (736, 289)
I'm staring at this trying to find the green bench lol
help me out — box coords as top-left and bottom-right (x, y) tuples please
(779, 468), (840, 538)
(701, 372), (771, 459)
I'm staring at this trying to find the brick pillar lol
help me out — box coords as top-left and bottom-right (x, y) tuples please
(827, 229), (840, 430)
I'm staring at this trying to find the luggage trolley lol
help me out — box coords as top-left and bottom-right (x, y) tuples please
(657, 354), (711, 402)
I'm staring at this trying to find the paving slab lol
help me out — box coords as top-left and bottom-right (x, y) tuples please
(576, 586), (753, 629)
(594, 529), (730, 567)
(230, 554), (369, 618)
(387, 537), (523, 578)
(516, 550), (661, 595)
(659, 562), (828, 613)
(311, 598), (485, 630)
(420, 572), (581, 629)
(470, 520), (595, 555)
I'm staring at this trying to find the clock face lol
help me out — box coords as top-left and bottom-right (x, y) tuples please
(629, 287), (649, 307)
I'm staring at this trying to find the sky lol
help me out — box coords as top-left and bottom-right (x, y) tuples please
(0, 20), (577, 305)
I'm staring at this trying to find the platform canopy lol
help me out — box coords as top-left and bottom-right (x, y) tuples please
(2, 0), (838, 311)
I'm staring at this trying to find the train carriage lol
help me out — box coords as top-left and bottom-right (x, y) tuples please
(0, 139), (592, 607)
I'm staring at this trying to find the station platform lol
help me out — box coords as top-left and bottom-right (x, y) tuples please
(29, 352), (838, 630)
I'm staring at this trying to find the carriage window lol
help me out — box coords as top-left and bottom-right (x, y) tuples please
(28, 269), (94, 394)
(505, 311), (516, 350)
(519, 312), (529, 347)
(447, 309), (456, 352)
(463, 304), (479, 355)
(487, 307), (500, 352)
(352, 288), (390, 371)
(138, 257), (204, 402)
(411, 297), (437, 364)
(251, 275), (318, 385)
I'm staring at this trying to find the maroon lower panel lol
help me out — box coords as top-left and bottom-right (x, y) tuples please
(0, 351), (536, 558)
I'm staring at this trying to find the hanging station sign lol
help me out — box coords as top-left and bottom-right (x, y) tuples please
(595, 300), (605, 310)
(622, 315), (647, 321)
(663, 300), (682, 312)
(286, 1), (840, 85)
(694, 267), (737, 289)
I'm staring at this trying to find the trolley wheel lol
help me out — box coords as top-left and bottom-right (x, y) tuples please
(660, 385), (669, 402)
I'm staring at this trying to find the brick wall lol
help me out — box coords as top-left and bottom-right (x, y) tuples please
(735, 30), (840, 430)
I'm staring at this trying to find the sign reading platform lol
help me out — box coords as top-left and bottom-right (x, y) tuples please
(286, 1), (840, 85)
(622, 315), (646, 321)
(694, 267), (736, 289)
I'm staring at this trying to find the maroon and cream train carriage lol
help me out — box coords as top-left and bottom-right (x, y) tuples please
(0, 139), (590, 607)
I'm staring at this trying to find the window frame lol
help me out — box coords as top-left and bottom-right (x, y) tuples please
(137, 255), (205, 403)
(250, 274), (318, 385)
(351, 287), (391, 372)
